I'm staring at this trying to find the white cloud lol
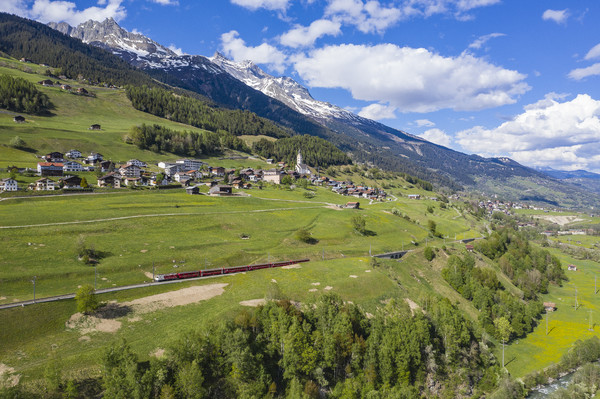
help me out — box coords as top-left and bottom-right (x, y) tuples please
(456, 94), (600, 171)
(12, 0), (127, 25)
(150, 0), (178, 4)
(468, 32), (505, 49)
(230, 0), (290, 11)
(293, 43), (529, 113)
(279, 19), (341, 48)
(220, 30), (287, 74)
(358, 103), (396, 120)
(420, 128), (452, 147)
(415, 119), (435, 127)
(569, 63), (600, 81)
(324, 0), (402, 34)
(0, 0), (28, 14)
(168, 44), (185, 55)
(585, 43), (600, 61)
(542, 9), (569, 24)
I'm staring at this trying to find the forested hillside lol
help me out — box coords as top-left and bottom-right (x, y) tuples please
(252, 135), (351, 168)
(126, 85), (289, 138)
(0, 13), (154, 87)
(0, 74), (51, 114)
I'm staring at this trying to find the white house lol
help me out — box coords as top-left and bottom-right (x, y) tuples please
(35, 178), (55, 191)
(176, 159), (205, 170)
(63, 161), (84, 172)
(87, 152), (103, 163)
(0, 178), (18, 191)
(119, 164), (142, 178)
(65, 149), (82, 158)
(127, 159), (147, 168)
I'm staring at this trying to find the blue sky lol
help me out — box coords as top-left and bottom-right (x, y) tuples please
(4, 0), (600, 172)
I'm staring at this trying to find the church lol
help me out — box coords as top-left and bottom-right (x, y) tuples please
(295, 150), (311, 175)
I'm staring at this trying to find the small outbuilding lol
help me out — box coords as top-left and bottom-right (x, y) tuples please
(543, 302), (556, 312)
(89, 124), (101, 130)
(209, 185), (233, 196)
(186, 186), (200, 195)
(568, 265), (577, 271)
(345, 201), (360, 209)
(13, 115), (25, 123)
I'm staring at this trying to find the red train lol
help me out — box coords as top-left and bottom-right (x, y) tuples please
(154, 259), (310, 282)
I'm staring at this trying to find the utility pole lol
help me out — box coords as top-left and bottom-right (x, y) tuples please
(31, 276), (37, 303)
(596, 274), (597, 295)
(369, 243), (372, 257)
(546, 311), (549, 335)
(94, 264), (97, 290)
(322, 248), (325, 261)
(589, 310), (594, 331)
(575, 287), (579, 310)
(152, 262), (155, 282)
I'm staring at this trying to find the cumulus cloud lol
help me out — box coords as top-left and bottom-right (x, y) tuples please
(420, 128), (452, 147)
(456, 94), (600, 171)
(293, 43), (529, 113)
(230, 0), (290, 11)
(585, 43), (600, 60)
(542, 9), (569, 24)
(5, 0), (127, 25)
(324, 0), (402, 34)
(279, 19), (341, 48)
(468, 32), (505, 50)
(220, 30), (287, 74)
(168, 44), (185, 55)
(415, 119), (435, 127)
(569, 63), (600, 81)
(358, 103), (396, 120)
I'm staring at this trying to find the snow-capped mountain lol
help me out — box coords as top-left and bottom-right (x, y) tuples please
(209, 52), (358, 121)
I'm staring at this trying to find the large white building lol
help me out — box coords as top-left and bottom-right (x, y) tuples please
(0, 178), (18, 191)
(295, 150), (311, 175)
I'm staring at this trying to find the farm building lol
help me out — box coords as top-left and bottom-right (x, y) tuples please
(13, 115), (25, 123)
(209, 185), (233, 196)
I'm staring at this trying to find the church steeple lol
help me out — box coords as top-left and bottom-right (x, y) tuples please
(296, 149), (303, 167)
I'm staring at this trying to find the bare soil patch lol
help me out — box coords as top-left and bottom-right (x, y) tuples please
(349, 275), (358, 278)
(151, 348), (165, 358)
(239, 298), (267, 307)
(140, 249), (148, 253)
(533, 215), (584, 226)
(405, 298), (423, 315)
(311, 282), (320, 286)
(0, 364), (20, 388)
(123, 283), (228, 314)
(324, 286), (333, 291)
(309, 288), (318, 292)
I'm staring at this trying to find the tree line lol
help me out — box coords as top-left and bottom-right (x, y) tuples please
(128, 123), (249, 156)
(126, 85), (289, 138)
(252, 135), (351, 168)
(0, 74), (52, 114)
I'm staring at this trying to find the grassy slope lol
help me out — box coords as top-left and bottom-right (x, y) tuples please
(0, 57), (570, 386)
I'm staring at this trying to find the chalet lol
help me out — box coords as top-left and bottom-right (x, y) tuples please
(59, 175), (82, 189)
(13, 115), (25, 123)
(263, 169), (283, 184)
(63, 161), (84, 172)
(175, 159), (204, 170)
(38, 79), (54, 86)
(266, 159), (274, 164)
(77, 87), (88, 95)
(209, 185), (233, 196)
(158, 161), (174, 169)
(127, 159), (147, 168)
(119, 164), (142, 178)
(89, 124), (101, 130)
(61, 84), (71, 91)
(65, 149), (82, 158)
(465, 244), (474, 252)
(0, 178), (18, 192)
(210, 166), (225, 176)
(87, 153), (103, 163)
(407, 194), (421, 200)
(345, 201), (360, 209)
(568, 265), (578, 271)
(543, 302), (557, 312)
(43, 152), (64, 162)
(100, 160), (115, 172)
(174, 172), (193, 185)
(37, 162), (64, 176)
(123, 177), (142, 187)
(231, 179), (243, 189)
(186, 186), (200, 195)
(97, 173), (121, 188)
(35, 178), (55, 191)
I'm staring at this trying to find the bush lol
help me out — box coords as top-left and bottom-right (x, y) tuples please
(296, 228), (317, 244)
(351, 215), (366, 235)
(9, 135), (26, 149)
(75, 284), (99, 314)
(424, 246), (435, 261)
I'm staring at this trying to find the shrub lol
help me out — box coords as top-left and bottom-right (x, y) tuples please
(424, 246), (435, 261)
(75, 284), (99, 314)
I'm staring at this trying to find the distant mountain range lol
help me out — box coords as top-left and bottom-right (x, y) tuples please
(1, 14), (595, 208)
